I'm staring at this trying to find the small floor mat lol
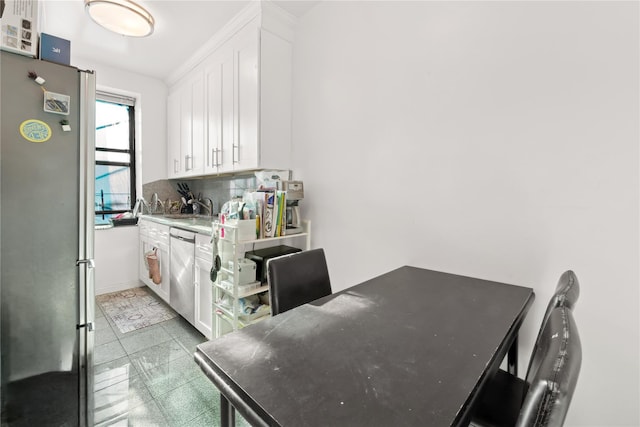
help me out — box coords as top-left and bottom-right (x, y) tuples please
(96, 287), (176, 334)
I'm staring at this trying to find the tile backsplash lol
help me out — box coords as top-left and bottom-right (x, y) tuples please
(142, 174), (258, 216)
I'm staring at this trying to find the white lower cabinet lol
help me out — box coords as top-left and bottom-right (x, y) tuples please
(141, 218), (315, 341)
(194, 234), (214, 339)
(138, 219), (171, 303)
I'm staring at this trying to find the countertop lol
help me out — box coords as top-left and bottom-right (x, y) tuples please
(138, 214), (216, 235)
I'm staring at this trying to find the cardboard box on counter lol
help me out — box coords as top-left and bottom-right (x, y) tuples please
(1, 0), (38, 57)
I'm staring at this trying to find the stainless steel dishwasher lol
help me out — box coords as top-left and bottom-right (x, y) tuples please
(169, 227), (196, 325)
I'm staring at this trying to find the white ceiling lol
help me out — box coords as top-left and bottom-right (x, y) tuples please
(39, 0), (319, 82)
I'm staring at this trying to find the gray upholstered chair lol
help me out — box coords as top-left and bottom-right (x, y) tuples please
(267, 248), (332, 316)
(471, 271), (582, 427)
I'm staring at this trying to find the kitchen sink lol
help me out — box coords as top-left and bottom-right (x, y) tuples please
(163, 215), (214, 228)
(140, 214), (215, 231)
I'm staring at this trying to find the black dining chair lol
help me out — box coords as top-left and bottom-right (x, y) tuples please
(267, 248), (332, 316)
(518, 306), (581, 426)
(506, 270), (580, 377)
(543, 270), (580, 315)
(531, 270), (580, 350)
(471, 272), (582, 427)
(523, 270), (579, 381)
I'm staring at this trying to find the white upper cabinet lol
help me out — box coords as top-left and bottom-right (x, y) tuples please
(167, 5), (294, 178)
(167, 90), (181, 178)
(233, 24), (259, 171)
(167, 69), (205, 178)
(186, 71), (206, 177)
(203, 45), (234, 174)
(253, 26), (293, 172)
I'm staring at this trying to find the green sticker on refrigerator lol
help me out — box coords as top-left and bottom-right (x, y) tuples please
(19, 119), (51, 143)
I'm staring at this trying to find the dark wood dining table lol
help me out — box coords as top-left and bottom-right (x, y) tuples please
(195, 266), (535, 426)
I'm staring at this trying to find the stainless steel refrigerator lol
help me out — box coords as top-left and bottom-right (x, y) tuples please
(1, 50), (96, 426)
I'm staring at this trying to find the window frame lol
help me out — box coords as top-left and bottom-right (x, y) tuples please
(95, 92), (137, 222)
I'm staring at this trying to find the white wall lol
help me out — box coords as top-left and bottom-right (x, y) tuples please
(291, 2), (638, 426)
(73, 57), (168, 186)
(72, 57), (168, 294)
(94, 227), (140, 294)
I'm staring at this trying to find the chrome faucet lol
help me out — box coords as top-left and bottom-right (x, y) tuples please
(150, 193), (165, 214)
(188, 198), (213, 216)
(138, 197), (151, 215)
(202, 198), (214, 216)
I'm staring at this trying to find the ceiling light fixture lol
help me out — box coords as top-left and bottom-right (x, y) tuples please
(85, 0), (155, 37)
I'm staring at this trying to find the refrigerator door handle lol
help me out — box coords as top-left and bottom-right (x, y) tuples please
(76, 258), (95, 268)
(76, 322), (95, 331)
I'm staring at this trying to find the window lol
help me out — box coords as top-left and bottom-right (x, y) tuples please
(95, 91), (136, 225)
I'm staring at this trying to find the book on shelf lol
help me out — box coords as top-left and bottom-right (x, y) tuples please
(264, 192), (275, 238)
(243, 190), (288, 239)
(275, 190), (286, 237)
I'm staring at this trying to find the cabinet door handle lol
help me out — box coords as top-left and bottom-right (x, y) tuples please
(174, 159), (179, 173)
(233, 143), (239, 164)
(185, 155), (192, 171)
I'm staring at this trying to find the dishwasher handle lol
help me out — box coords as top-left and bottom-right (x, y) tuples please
(170, 230), (196, 243)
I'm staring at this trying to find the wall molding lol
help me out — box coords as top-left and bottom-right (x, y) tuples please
(165, 0), (296, 87)
(166, 1), (260, 86)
